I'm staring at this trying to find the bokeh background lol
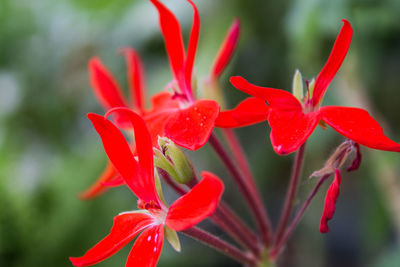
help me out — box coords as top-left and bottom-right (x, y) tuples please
(1, 0), (400, 266)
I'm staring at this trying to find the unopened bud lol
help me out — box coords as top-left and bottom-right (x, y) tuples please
(311, 140), (359, 178)
(154, 137), (195, 184)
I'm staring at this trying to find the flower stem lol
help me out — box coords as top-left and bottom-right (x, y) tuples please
(275, 143), (306, 245)
(214, 204), (261, 255)
(221, 128), (258, 193)
(270, 174), (331, 259)
(208, 133), (273, 246)
(157, 167), (259, 255)
(183, 227), (257, 266)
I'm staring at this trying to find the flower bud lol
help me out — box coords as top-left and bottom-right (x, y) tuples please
(310, 140), (360, 178)
(154, 137), (195, 184)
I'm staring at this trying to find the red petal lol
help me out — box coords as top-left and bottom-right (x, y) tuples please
(120, 48), (147, 113)
(70, 212), (154, 266)
(230, 76), (302, 109)
(320, 169), (342, 233)
(215, 97), (269, 128)
(102, 175), (125, 188)
(88, 112), (159, 204)
(148, 91), (180, 112)
(211, 19), (240, 80)
(164, 100), (220, 150)
(79, 161), (120, 200)
(320, 106), (400, 152)
(166, 171), (224, 231)
(89, 58), (131, 128)
(185, 0), (200, 91)
(268, 109), (320, 154)
(311, 20), (353, 106)
(126, 225), (164, 267)
(89, 57), (128, 109)
(150, 0), (186, 93)
(144, 92), (180, 147)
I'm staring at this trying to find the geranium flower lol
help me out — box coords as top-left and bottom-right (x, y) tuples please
(220, 19), (400, 154)
(70, 108), (224, 267)
(80, 51), (178, 199)
(80, 0), (242, 198)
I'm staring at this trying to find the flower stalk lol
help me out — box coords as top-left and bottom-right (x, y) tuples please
(183, 227), (257, 266)
(208, 133), (273, 246)
(270, 174), (331, 259)
(275, 143), (306, 245)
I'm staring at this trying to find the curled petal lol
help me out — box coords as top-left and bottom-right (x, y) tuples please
(320, 169), (342, 233)
(211, 19), (240, 80)
(269, 110), (320, 154)
(215, 97), (269, 128)
(164, 100), (220, 150)
(88, 112), (158, 204)
(120, 48), (147, 113)
(79, 161), (120, 200)
(150, 0), (186, 92)
(185, 0), (200, 89)
(166, 171), (224, 231)
(320, 106), (400, 152)
(230, 76), (302, 110)
(70, 212), (154, 266)
(312, 20), (353, 106)
(126, 225), (164, 267)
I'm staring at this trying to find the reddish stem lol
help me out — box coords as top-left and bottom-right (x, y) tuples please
(221, 128), (258, 193)
(275, 143), (306, 244)
(208, 133), (273, 246)
(270, 174), (331, 259)
(213, 205), (261, 255)
(157, 167), (259, 255)
(183, 227), (257, 266)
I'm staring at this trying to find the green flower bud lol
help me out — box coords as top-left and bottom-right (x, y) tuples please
(154, 137), (195, 184)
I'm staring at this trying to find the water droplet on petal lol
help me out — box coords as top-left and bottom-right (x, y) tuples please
(153, 247), (157, 252)
(200, 123), (204, 127)
(194, 107), (198, 111)
(186, 117), (190, 121)
(147, 236), (152, 242)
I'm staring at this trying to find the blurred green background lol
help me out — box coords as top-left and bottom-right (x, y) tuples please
(1, 0), (400, 266)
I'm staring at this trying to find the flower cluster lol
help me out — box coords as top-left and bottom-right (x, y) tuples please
(71, 0), (400, 266)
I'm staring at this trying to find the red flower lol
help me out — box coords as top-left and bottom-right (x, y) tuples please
(144, 0), (221, 151)
(220, 19), (400, 154)
(320, 169), (341, 233)
(81, 0), (243, 198)
(70, 109), (224, 267)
